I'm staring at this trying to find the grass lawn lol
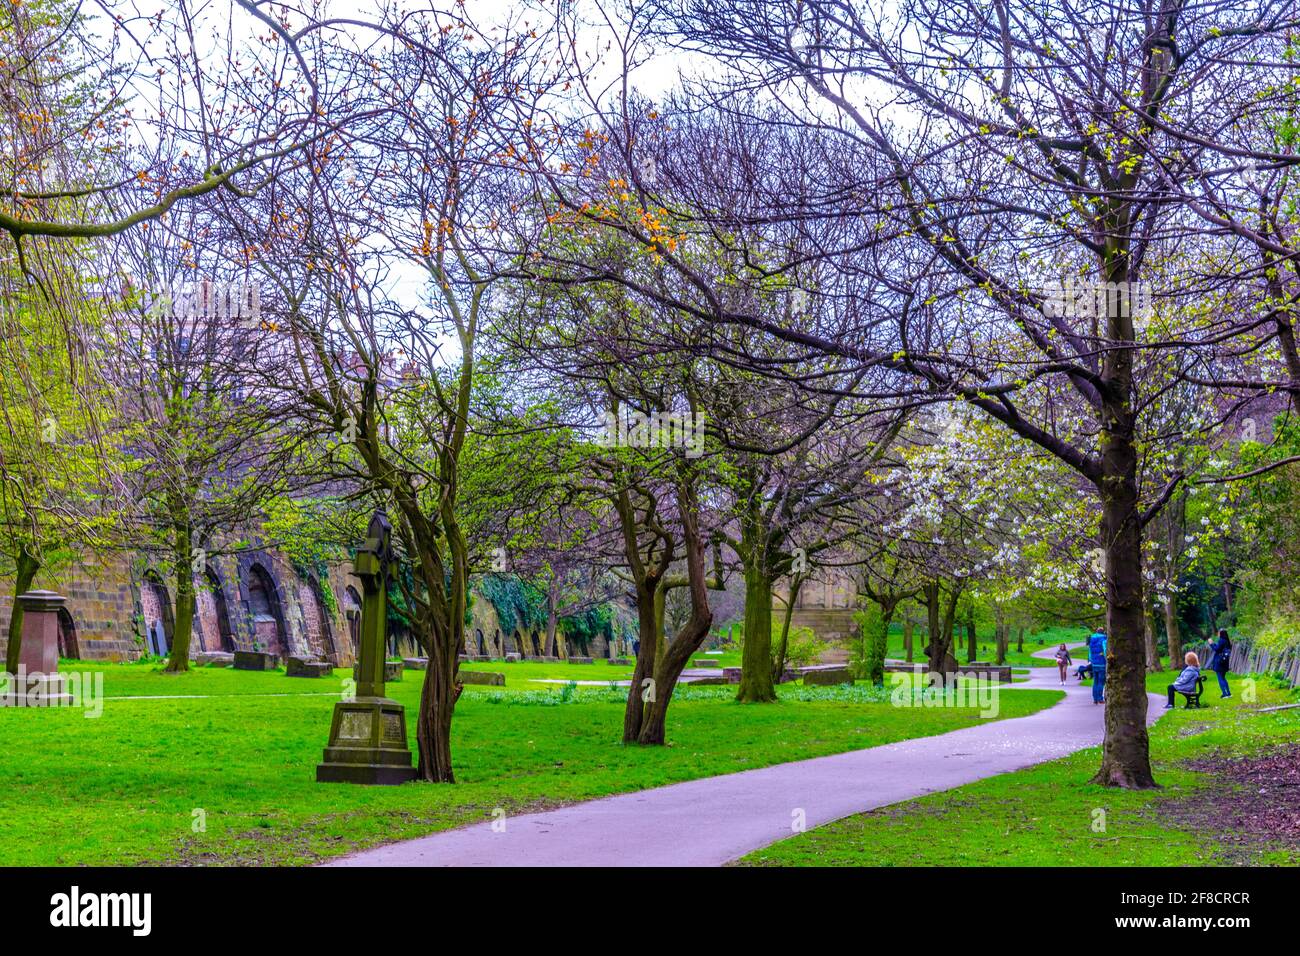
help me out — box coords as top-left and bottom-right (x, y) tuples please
(737, 671), (1300, 866)
(0, 661), (1059, 865)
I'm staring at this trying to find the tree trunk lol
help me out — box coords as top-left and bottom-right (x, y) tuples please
(1163, 596), (1181, 672)
(1091, 270), (1158, 789)
(1144, 600), (1161, 673)
(771, 573), (803, 683)
(164, 519), (196, 673)
(624, 578), (661, 742)
(416, 623), (460, 782)
(903, 616), (914, 662)
(635, 477), (714, 744)
(1016, 625), (1025, 653)
(544, 594), (559, 657)
(966, 606), (977, 662)
(4, 544), (41, 674)
(863, 600), (895, 687)
(736, 561), (776, 702)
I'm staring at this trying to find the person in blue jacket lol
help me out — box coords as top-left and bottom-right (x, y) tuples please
(1087, 627), (1108, 704)
(1165, 651), (1202, 708)
(1209, 628), (1232, 698)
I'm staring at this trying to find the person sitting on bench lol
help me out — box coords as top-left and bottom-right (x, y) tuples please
(1165, 651), (1202, 709)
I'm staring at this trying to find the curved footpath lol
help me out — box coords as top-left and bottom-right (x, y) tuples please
(327, 643), (1164, 867)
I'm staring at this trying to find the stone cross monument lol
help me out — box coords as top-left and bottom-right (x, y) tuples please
(316, 510), (417, 785)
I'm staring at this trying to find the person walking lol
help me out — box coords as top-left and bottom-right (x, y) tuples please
(1054, 643), (1072, 685)
(1209, 628), (1232, 699)
(1165, 651), (1202, 708)
(1087, 627), (1108, 705)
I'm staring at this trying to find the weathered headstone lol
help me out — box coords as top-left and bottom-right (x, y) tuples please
(403, 657), (428, 671)
(803, 667), (854, 686)
(317, 510), (417, 785)
(234, 650), (279, 671)
(569, 656), (594, 664)
(459, 670), (505, 686)
(287, 657), (333, 678)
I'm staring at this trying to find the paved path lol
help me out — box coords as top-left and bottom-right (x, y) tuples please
(327, 643), (1164, 867)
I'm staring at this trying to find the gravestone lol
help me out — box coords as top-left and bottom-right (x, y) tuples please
(234, 650), (279, 671)
(608, 657), (632, 666)
(317, 510), (417, 785)
(403, 657), (428, 671)
(459, 671), (505, 687)
(569, 656), (594, 664)
(287, 657), (333, 678)
(804, 667), (854, 686)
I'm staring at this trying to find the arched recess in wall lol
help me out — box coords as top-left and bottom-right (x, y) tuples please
(530, 631), (541, 657)
(57, 608), (79, 659)
(245, 563), (288, 657)
(474, 628), (486, 655)
(140, 570), (174, 656)
(194, 566), (235, 652)
(297, 577), (337, 662)
(343, 586), (362, 660)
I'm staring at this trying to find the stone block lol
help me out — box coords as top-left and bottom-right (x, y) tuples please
(608, 657), (632, 666)
(403, 657), (428, 671)
(383, 661), (403, 682)
(287, 657), (333, 678)
(803, 667), (854, 686)
(569, 656), (594, 664)
(459, 670), (505, 686)
(234, 650), (279, 671)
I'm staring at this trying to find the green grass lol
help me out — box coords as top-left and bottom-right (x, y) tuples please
(0, 662), (1059, 865)
(737, 671), (1300, 866)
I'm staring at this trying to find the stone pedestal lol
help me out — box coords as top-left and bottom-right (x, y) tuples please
(14, 591), (72, 704)
(316, 697), (417, 785)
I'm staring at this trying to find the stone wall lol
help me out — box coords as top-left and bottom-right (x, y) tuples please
(0, 547), (361, 666)
(1, 553), (618, 664)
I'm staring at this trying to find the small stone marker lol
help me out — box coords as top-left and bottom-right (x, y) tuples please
(193, 651), (234, 667)
(403, 657), (428, 671)
(382, 661), (403, 682)
(608, 657), (632, 665)
(569, 656), (594, 664)
(722, 666), (742, 684)
(234, 650), (279, 671)
(803, 667), (854, 686)
(504, 653), (522, 662)
(286, 657), (333, 678)
(459, 671), (505, 686)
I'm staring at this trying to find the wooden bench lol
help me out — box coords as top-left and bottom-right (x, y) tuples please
(1177, 675), (1206, 708)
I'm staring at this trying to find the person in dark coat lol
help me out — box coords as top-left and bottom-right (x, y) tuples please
(1209, 628), (1232, 698)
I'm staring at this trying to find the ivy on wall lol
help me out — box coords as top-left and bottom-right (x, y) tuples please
(478, 573), (547, 636)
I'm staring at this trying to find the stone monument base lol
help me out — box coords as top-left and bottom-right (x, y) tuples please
(316, 696), (417, 785)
